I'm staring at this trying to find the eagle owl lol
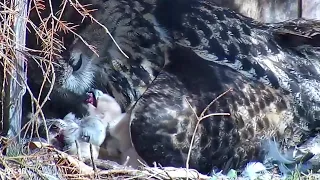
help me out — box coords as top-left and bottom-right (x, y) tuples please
(24, 0), (320, 174)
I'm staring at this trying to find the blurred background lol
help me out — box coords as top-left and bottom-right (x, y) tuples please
(212, 0), (320, 23)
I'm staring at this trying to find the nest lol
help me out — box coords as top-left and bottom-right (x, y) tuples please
(0, 137), (215, 180)
(1, 137), (320, 180)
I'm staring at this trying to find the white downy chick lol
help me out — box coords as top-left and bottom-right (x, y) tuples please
(55, 112), (102, 162)
(79, 115), (107, 147)
(62, 89), (123, 148)
(84, 89), (144, 167)
(85, 89), (123, 127)
(80, 89), (125, 147)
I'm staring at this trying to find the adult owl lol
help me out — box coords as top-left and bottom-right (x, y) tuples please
(23, 0), (320, 174)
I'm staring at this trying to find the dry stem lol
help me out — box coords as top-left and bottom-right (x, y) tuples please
(184, 88), (233, 180)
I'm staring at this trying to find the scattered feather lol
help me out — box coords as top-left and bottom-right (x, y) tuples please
(242, 162), (272, 180)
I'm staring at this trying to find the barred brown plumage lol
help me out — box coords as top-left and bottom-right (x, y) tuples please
(24, 0), (320, 175)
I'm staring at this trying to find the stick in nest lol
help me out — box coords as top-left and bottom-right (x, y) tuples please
(184, 88), (233, 180)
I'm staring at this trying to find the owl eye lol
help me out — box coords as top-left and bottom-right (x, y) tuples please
(69, 54), (82, 72)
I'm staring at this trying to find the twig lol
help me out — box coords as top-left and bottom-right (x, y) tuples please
(67, 0), (129, 59)
(184, 89), (232, 180)
(75, 140), (81, 160)
(298, 0), (302, 18)
(89, 143), (97, 173)
(158, 164), (174, 180)
(200, 88), (233, 118)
